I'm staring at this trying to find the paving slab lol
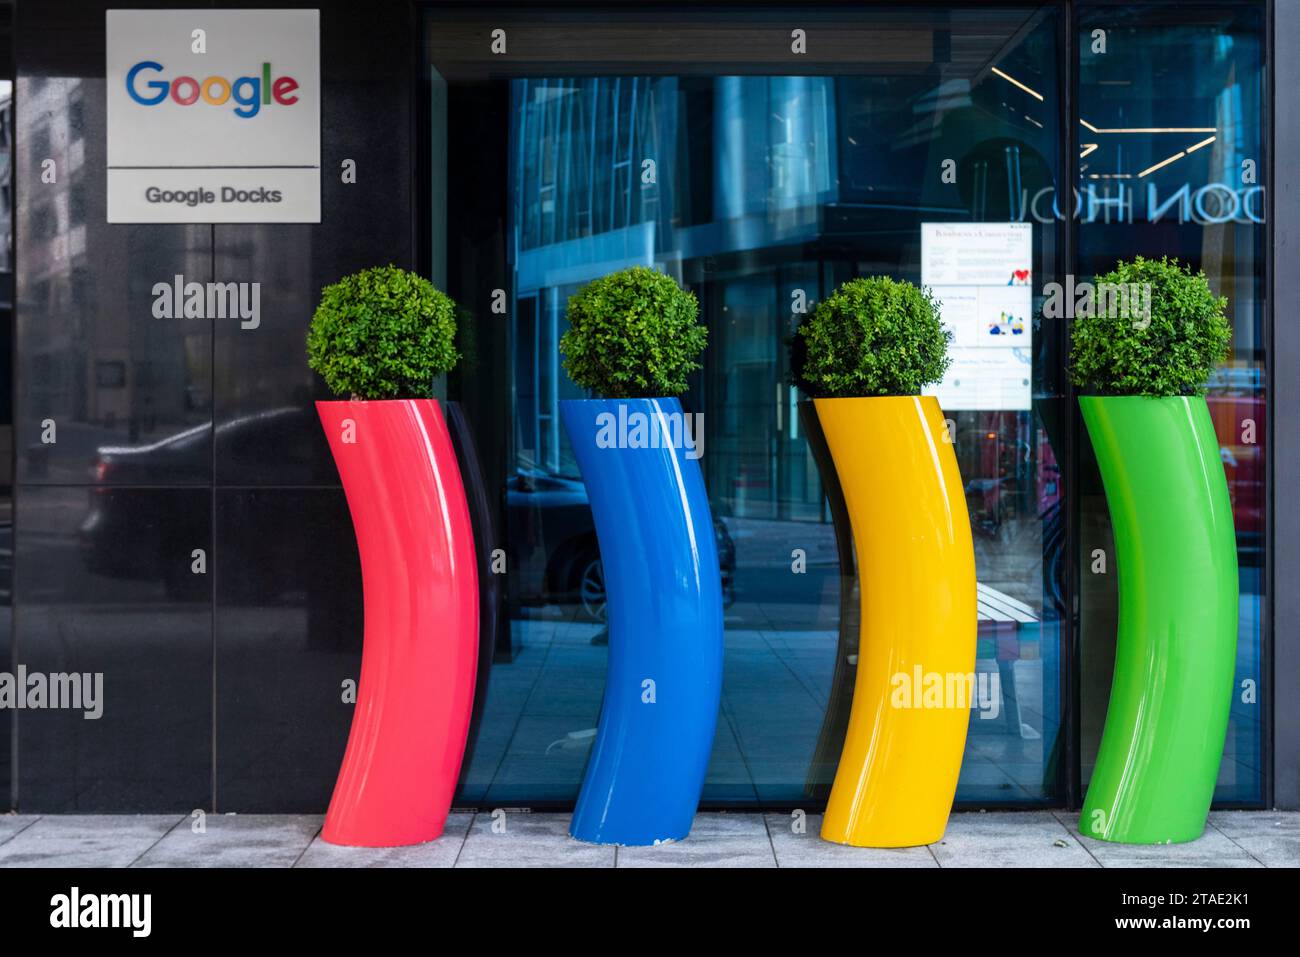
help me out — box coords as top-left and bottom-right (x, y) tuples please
(0, 815), (181, 868)
(455, 811), (615, 868)
(765, 813), (937, 868)
(1208, 811), (1300, 867)
(1054, 811), (1263, 868)
(297, 814), (473, 868)
(931, 810), (1099, 868)
(0, 816), (40, 846)
(132, 815), (322, 868)
(615, 813), (775, 868)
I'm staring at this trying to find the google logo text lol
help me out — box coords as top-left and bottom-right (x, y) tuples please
(125, 61), (300, 119)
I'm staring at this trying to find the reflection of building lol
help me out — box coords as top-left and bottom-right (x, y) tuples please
(509, 73), (1052, 524)
(504, 67), (1067, 801)
(19, 77), (209, 478)
(494, 5), (1269, 811)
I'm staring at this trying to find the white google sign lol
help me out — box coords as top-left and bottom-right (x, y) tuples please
(105, 8), (320, 223)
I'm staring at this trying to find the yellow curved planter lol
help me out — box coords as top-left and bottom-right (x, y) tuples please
(815, 395), (977, 847)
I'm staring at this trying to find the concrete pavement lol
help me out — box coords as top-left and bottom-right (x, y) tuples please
(0, 810), (1296, 868)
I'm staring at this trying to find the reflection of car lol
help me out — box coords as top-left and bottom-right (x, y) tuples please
(78, 407), (343, 599)
(506, 467), (736, 620)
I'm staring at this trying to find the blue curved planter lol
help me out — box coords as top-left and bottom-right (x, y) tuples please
(560, 397), (724, 845)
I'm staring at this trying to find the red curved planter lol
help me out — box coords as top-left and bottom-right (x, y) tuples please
(316, 399), (479, 847)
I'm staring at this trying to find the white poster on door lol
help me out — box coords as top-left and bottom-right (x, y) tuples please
(921, 222), (1033, 411)
(106, 9), (320, 223)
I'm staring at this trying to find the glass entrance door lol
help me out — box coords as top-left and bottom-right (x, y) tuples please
(427, 2), (1265, 810)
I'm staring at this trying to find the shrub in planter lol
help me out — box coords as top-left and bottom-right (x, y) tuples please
(794, 276), (951, 398)
(792, 275), (974, 849)
(304, 264), (477, 848)
(555, 264), (721, 846)
(559, 265), (706, 398)
(307, 264), (460, 399)
(1071, 255), (1237, 845)
(1068, 255), (1229, 396)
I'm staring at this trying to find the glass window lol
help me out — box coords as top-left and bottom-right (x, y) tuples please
(1076, 3), (1266, 805)
(429, 2), (1266, 810)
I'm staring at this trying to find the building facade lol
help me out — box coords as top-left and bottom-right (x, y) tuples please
(2, 0), (1296, 812)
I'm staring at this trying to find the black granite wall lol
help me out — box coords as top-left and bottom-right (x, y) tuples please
(10, 0), (415, 811)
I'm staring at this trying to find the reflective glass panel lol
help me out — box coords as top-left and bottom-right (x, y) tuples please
(1076, 2), (1266, 804)
(433, 6), (1072, 807)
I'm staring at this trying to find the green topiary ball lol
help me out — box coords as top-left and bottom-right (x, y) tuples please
(1069, 256), (1230, 397)
(306, 265), (460, 399)
(559, 266), (707, 399)
(793, 277), (951, 398)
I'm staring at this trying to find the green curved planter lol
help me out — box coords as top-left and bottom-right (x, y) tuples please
(1079, 395), (1238, 844)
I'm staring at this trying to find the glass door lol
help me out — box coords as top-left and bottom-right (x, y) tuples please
(424, 3), (1171, 809)
(1075, 2), (1267, 806)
